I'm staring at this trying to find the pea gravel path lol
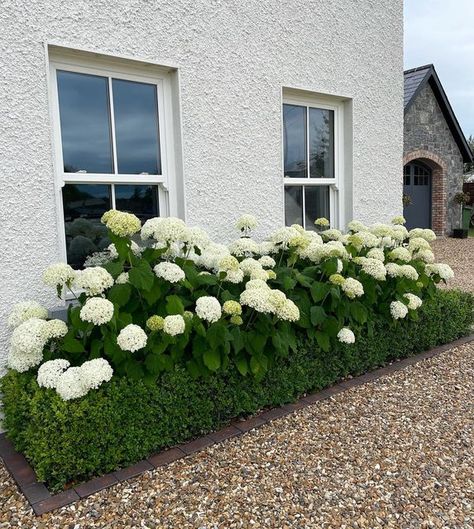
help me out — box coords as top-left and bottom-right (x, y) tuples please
(0, 340), (473, 528)
(432, 237), (474, 292)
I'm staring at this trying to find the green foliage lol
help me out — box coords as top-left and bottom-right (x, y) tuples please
(2, 289), (472, 491)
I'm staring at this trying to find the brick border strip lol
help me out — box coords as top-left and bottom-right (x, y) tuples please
(1, 333), (473, 516)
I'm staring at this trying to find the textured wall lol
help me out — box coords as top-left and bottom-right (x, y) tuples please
(0, 0), (403, 372)
(404, 83), (465, 234)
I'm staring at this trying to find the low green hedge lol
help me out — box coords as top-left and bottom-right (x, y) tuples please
(2, 289), (473, 491)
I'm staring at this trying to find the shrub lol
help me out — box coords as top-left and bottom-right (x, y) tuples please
(2, 288), (472, 491)
(5, 213), (454, 400)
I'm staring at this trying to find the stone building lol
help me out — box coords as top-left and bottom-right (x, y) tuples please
(404, 64), (473, 234)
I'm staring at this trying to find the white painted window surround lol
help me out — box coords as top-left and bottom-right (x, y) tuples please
(47, 47), (181, 264)
(282, 90), (346, 230)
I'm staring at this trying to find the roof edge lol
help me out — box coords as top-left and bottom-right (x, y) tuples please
(404, 65), (473, 163)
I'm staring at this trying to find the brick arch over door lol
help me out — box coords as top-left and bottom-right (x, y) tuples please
(403, 150), (447, 235)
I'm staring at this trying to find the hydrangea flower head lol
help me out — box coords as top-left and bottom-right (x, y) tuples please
(154, 262), (185, 283)
(80, 297), (114, 326)
(337, 327), (355, 344)
(8, 301), (48, 329)
(196, 296), (222, 323)
(117, 324), (147, 352)
(163, 314), (186, 336)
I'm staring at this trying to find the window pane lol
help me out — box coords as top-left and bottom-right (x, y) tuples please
(309, 108), (334, 178)
(62, 184), (111, 268)
(283, 104), (307, 178)
(284, 186), (303, 226)
(115, 185), (159, 222)
(305, 186), (330, 230)
(113, 79), (161, 175)
(57, 71), (113, 173)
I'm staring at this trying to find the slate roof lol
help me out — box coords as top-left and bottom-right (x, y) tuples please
(404, 64), (473, 162)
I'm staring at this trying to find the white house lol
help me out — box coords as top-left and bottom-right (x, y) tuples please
(0, 0), (403, 371)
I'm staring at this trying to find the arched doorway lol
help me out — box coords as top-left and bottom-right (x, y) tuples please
(403, 161), (432, 229)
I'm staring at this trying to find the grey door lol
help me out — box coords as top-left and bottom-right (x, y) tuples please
(403, 161), (432, 229)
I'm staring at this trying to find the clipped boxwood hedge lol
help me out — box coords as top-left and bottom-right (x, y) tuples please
(2, 289), (473, 491)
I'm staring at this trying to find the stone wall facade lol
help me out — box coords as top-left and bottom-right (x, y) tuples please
(404, 83), (465, 234)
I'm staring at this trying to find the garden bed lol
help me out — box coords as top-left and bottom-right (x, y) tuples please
(2, 288), (473, 495)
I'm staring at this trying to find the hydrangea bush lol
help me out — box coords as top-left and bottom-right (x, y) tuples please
(6, 211), (454, 401)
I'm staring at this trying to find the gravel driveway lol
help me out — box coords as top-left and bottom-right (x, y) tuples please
(1, 341), (473, 528)
(432, 237), (474, 292)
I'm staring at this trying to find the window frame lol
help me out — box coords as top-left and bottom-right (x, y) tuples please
(282, 93), (345, 229)
(48, 49), (179, 263)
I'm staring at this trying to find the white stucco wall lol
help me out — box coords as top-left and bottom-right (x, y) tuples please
(0, 0), (403, 371)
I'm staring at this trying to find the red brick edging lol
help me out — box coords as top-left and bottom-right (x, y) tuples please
(2, 333), (474, 516)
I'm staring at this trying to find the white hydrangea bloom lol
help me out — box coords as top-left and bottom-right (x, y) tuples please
(299, 241), (348, 263)
(385, 263), (418, 281)
(102, 210), (141, 237)
(358, 257), (387, 281)
(274, 297), (300, 322)
(55, 367), (89, 401)
(8, 318), (49, 372)
(412, 249), (435, 264)
(80, 297), (114, 326)
(348, 232), (380, 250)
(117, 324), (147, 352)
(183, 226), (210, 250)
(269, 227), (301, 250)
(391, 216), (406, 225)
(250, 268), (270, 281)
(390, 301), (408, 320)
(336, 259), (343, 274)
(75, 267), (114, 296)
(399, 265), (419, 281)
(240, 287), (273, 314)
(258, 241), (278, 255)
(408, 237), (431, 252)
(370, 223), (395, 238)
(154, 262), (185, 283)
(115, 272), (129, 284)
(388, 247), (412, 263)
(258, 256), (276, 268)
(321, 228), (342, 241)
(37, 359), (70, 389)
(141, 217), (187, 243)
(163, 314), (186, 336)
(196, 243), (231, 270)
(44, 319), (69, 339)
(314, 217), (330, 227)
(223, 268), (245, 284)
(246, 278), (270, 290)
(337, 327), (355, 344)
(366, 248), (385, 262)
(43, 263), (76, 288)
(425, 263), (454, 280)
(347, 220), (368, 233)
(380, 236), (396, 249)
(195, 296), (222, 323)
(408, 228), (436, 242)
(80, 358), (113, 389)
(341, 278), (364, 299)
(404, 293), (423, 310)
(385, 262), (401, 278)
(8, 301), (48, 329)
(218, 255), (240, 272)
(229, 238), (260, 257)
(391, 225), (409, 242)
(236, 214), (258, 233)
(239, 258), (263, 276)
